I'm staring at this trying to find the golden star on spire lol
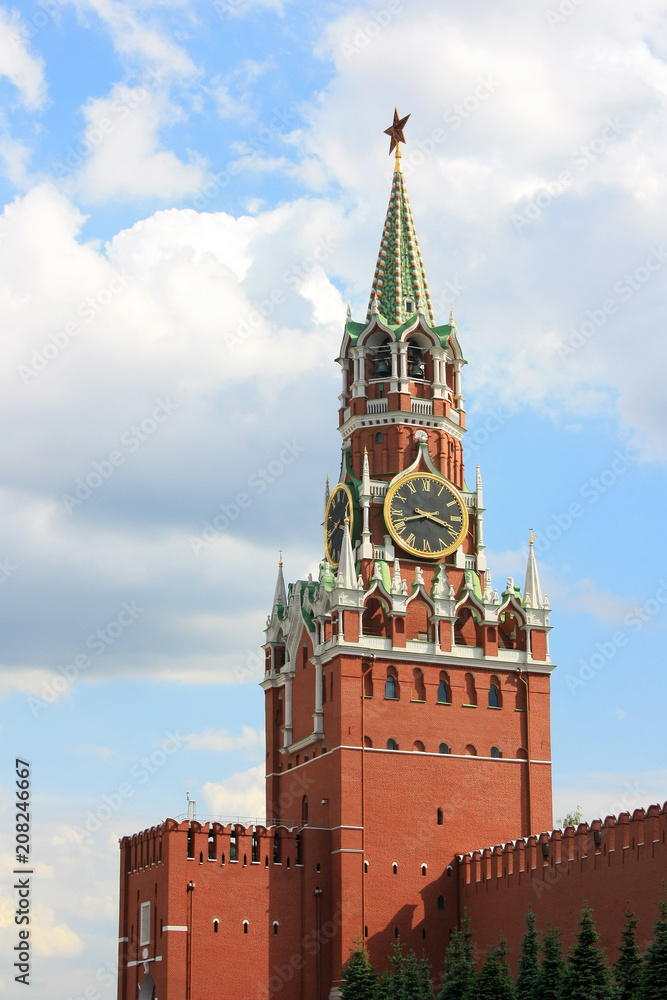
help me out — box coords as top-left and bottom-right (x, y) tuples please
(384, 108), (410, 155)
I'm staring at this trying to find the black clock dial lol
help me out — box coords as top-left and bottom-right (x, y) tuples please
(384, 472), (468, 558)
(324, 483), (354, 567)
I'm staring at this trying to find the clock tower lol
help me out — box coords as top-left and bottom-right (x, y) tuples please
(262, 112), (555, 997)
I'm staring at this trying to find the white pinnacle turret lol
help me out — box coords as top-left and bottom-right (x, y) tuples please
(337, 520), (357, 590)
(272, 555), (287, 611)
(523, 533), (543, 609)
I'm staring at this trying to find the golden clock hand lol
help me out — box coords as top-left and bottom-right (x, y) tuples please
(414, 508), (458, 533)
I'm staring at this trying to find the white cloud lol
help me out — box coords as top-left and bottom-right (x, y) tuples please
(201, 763), (265, 819)
(552, 769), (667, 828)
(0, 9), (47, 108)
(185, 726), (264, 753)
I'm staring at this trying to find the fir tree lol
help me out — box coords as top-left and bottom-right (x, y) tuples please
(402, 950), (421, 999)
(535, 924), (565, 1000)
(615, 906), (643, 1000)
(417, 953), (434, 999)
(469, 936), (516, 1000)
(385, 938), (405, 1000)
(340, 943), (377, 1000)
(563, 903), (614, 1000)
(437, 913), (475, 1000)
(637, 895), (667, 1000)
(516, 907), (540, 1000)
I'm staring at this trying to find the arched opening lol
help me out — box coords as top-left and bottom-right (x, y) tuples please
(251, 833), (259, 864)
(273, 833), (281, 864)
(498, 610), (526, 650)
(229, 833), (238, 862)
(491, 746), (502, 758)
(439, 743), (451, 755)
(455, 606), (478, 646)
(465, 744), (477, 756)
(515, 678), (527, 711)
(364, 735), (373, 748)
(421, 864), (427, 877)
(411, 667), (426, 701)
(208, 831), (216, 861)
(437, 808), (443, 825)
(437, 895), (445, 910)
(243, 921), (249, 935)
(364, 860), (369, 873)
(213, 919), (219, 933)
(387, 738), (398, 751)
(385, 667), (399, 700)
(437, 671), (451, 704)
(369, 335), (392, 379)
(406, 598), (430, 640)
(273, 921), (279, 936)
(363, 597), (389, 637)
(413, 740), (425, 752)
(488, 675), (502, 708)
(302, 796), (309, 825)
(407, 341), (426, 379)
(464, 673), (477, 707)
(392, 863), (398, 875)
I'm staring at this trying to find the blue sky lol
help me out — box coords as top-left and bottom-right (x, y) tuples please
(1, 0), (667, 994)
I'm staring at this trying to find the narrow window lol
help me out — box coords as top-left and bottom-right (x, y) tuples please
(413, 740), (425, 752)
(392, 863), (398, 875)
(491, 746), (502, 758)
(423, 928), (427, 940)
(243, 854), (247, 867)
(230, 834), (238, 862)
(273, 833), (281, 864)
(330, 671), (334, 701)
(286, 857), (291, 869)
(302, 643), (308, 669)
(387, 738), (398, 751)
(364, 861), (369, 873)
(140, 902), (151, 946)
(421, 864), (427, 877)
(243, 921), (249, 935)
(465, 744), (477, 756)
(187, 829), (194, 859)
(376, 431), (383, 442)
(302, 796), (309, 825)
(363, 662), (373, 697)
(252, 832), (259, 863)
(437, 672), (451, 704)
(321, 670), (326, 704)
(273, 921), (279, 936)
(488, 676), (502, 708)
(296, 834), (303, 865)
(208, 830), (216, 861)
(199, 851), (203, 864)
(394, 926), (400, 938)
(437, 808), (443, 825)
(213, 919), (219, 934)
(221, 852), (225, 865)
(385, 667), (399, 699)
(437, 896), (445, 910)
(265, 856), (269, 868)
(464, 673), (477, 707)
(411, 668), (426, 701)
(439, 743), (450, 754)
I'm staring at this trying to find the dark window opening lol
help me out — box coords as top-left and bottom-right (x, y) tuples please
(437, 676), (451, 703)
(273, 922), (279, 936)
(375, 431), (383, 443)
(243, 922), (248, 935)
(407, 343), (426, 378)
(438, 895), (445, 910)
(230, 834), (238, 862)
(213, 920), (219, 933)
(491, 746), (502, 758)
(437, 808), (443, 825)
(187, 830), (194, 859)
(387, 738), (398, 751)
(392, 863), (398, 875)
(208, 831), (216, 861)
(273, 834), (281, 864)
(296, 835), (303, 865)
(439, 743), (451, 754)
(251, 833), (259, 864)
(302, 796), (309, 825)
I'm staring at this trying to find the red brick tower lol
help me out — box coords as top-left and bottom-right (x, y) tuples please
(262, 116), (554, 996)
(117, 114), (555, 1000)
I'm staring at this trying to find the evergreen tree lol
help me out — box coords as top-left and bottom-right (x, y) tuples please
(516, 907), (540, 1000)
(385, 938), (405, 1000)
(563, 903), (614, 1000)
(469, 936), (516, 1000)
(637, 896), (667, 1000)
(615, 906), (643, 1000)
(437, 914), (475, 1000)
(535, 924), (565, 1000)
(402, 950), (421, 999)
(417, 953), (434, 999)
(340, 943), (377, 1000)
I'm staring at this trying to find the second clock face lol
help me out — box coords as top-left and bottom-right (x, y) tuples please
(384, 472), (468, 558)
(324, 483), (354, 567)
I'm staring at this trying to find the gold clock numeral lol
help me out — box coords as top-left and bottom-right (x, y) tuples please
(450, 514), (462, 523)
(406, 481), (417, 494)
(395, 493), (406, 502)
(420, 478), (430, 491)
(390, 507), (403, 517)
(438, 537), (447, 548)
(437, 485), (445, 496)
(422, 539), (432, 552)
(394, 519), (406, 532)
(406, 532), (416, 546)
(446, 500), (457, 508)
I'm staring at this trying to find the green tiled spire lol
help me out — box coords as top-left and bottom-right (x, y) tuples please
(366, 163), (436, 327)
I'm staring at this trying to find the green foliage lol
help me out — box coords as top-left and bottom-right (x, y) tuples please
(469, 935), (516, 1000)
(556, 805), (583, 828)
(637, 896), (667, 1000)
(385, 939), (405, 1000)
(437, 913), (475, 1000)
(614, 906), (643, 1000)
(516, 907), (539, 1000)
(563, 903), (614, 1000)
(340, 944), (378, 1000)
(535, 924), (565, 1000)
(417, 953), (434, 999)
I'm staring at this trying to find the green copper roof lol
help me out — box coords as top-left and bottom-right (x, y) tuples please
(367, 166), (436, 327)
(345, 318), (453, 349)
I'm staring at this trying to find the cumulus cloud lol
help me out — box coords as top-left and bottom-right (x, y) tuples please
(0, 9), (47, 108)
(552, 769), (667, 828)
(201, 763), (265, 818)
(185, 726), (264, 753)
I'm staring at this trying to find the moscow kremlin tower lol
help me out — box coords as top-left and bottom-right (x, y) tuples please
(117, 111), (554, 1000)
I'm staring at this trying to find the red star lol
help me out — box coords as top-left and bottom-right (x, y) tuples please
(384, 108), (410, 154)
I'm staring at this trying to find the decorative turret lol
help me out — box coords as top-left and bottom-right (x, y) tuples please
(524, 533), (544, 609)
(272, 554), (287, 612)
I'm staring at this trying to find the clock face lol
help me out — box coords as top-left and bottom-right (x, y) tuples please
(384, 472), (468, 559)
(324, 483), (354, 567)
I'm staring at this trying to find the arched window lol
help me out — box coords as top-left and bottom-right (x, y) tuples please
(302, 796), (309, 825)
(243, 921), (249, 934)
(273, 921), (279, 935)
(421, 864), (427, 877)
(230, 833), (238, 862)
(376, 431), (383, 443)
(385, 667), (399, 700)
(515, 677), (527, 711)
(363, 597), (389, 637)
(251, 833), (259, 864)
(411, 668), (426, 701)
(439, 743), (451, 754)
(465, 744), (477, 756)
(273, 833), (281, 864)
(413, 740), (425, 752)
(208, 830), (216, 861)
(517, 748), (528, 759)
(437, 808), (443, 825)
(387, 738), (398, 751)
(491, 746), (502, 758)
(488, 676), (502, 708)
(364, 735), (373, 748)
(455, 607), (478, 646)
(437, 672), (451, 704)
(464, 673), (477, 707)
(213, 919), (219, 933)
(364, 861), (369, 873)
(371, 337), (392, 378)
(392, 863), (398, 875)
(394, 926), (400, 938)
(407, 342), (426, 379)
(437, 895), (445, 910)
